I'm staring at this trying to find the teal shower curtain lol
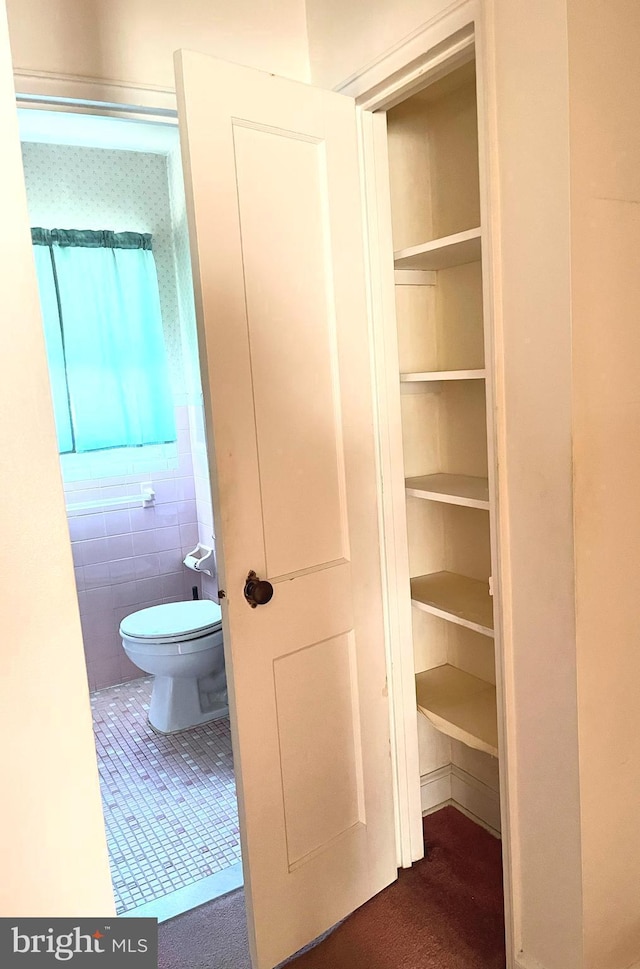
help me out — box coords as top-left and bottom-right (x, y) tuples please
(32, 228), (176, 453)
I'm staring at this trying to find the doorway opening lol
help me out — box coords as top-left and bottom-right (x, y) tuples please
(18, 106), (243, 921)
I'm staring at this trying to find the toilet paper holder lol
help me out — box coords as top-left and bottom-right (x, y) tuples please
(183, 543), (215, 577)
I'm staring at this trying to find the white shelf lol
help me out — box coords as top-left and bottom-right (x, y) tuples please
(410, 571), (493, 637)
(394, 227), (481, 271)
(405, 474), (489, 509)
(400, 369), (486, 383)
(415, 664), (498, 758)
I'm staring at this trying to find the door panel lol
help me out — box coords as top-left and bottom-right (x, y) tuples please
(232, 122), (348, 578)
(175, 51), (396, 969)
(274, 631), (364, 867)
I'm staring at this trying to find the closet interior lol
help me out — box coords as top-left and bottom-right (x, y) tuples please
(385, 56), (502, 836)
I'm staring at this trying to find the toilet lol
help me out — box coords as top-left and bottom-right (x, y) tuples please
(120, 599), (228, 734)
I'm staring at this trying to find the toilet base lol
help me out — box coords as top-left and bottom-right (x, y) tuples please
(148, 673), (229, 734)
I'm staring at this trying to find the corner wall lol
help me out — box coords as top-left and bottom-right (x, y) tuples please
(0, 0), (114, 915)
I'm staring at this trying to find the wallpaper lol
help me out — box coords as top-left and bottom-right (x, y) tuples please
(21, 142), (186, 399)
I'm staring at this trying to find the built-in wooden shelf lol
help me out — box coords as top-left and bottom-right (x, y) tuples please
(394, 227), (481, 271)
(394, 269), (436, 286)
(405, 473), (489, 509)
(400, 369), (486, 383)
(410, 571), (493, 637)
(415, 664), (498, 758)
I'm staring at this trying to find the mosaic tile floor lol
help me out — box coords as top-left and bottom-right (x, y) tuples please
(90, 676), (242, 914)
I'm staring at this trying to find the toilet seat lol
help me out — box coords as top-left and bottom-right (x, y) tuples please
(119, 600), (222, 646)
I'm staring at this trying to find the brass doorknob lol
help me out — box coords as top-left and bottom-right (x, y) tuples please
(244, 570), (274, 608)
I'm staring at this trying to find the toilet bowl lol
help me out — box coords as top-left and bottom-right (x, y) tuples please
(120, 599), (228, 734)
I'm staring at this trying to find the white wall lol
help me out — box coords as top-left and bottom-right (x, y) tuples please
(490, 3), (640, 965)
(0, 0), (114, 916)
(487, 2), (583, 966)
(568, 3), (640, 967)
(6, 0), (310, 89)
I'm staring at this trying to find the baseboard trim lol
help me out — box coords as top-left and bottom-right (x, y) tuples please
(420, 763), (452, 813)
(451, 764), (501, 835)
(420, 764), (501, 837)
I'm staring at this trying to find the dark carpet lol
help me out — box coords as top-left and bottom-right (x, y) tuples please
(158, 805), (505, 969)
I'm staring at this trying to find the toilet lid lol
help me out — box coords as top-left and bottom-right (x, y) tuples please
(120, 600), (222, 641)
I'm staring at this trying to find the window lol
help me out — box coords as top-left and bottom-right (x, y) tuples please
(32, 228), (176, 453)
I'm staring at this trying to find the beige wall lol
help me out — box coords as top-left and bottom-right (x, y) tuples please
(568, 2), (640, 967)
(0, 0), (114, 916)
(488, 1), (583, 966)
(306, 0), (453, 89)
(6, 0), (310, 89)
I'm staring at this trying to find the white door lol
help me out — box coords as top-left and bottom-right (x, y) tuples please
(175, 52), (397, 969)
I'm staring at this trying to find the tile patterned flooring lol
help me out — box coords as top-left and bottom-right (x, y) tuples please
(90, 675), (242, 914)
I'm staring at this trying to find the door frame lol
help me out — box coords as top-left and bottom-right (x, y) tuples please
(336, 0), (515, 964)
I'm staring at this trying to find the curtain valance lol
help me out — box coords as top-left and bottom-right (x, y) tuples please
(31, 228), (153, 250)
